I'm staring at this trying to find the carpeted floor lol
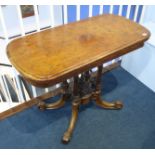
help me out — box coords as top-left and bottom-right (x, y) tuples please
(0, 67), (155, 149)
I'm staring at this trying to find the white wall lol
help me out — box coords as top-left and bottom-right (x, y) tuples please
(142, 6), (155, 23)
(121, 6), (155, 92)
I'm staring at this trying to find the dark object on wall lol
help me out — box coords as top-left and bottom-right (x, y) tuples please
(20, 5), (35, 18)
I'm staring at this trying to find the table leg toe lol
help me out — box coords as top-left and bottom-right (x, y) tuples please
(95, 96), (123, 110)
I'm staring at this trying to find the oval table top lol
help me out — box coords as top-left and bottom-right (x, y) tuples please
(7, 14), (150, 87)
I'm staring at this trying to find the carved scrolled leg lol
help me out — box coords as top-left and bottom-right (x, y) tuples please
(38, 94), (66, 110)
(93, 91), (123, 109)
(62, 76), (80, 144)
(38, 80), (69, 110)
(62, 99), (80, 144)
(94, 65), (123, 110)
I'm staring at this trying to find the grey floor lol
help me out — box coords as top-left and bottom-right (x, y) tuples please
(0, 67), (155, 148)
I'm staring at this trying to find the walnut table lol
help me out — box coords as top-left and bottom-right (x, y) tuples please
(7, 14), (150, 143)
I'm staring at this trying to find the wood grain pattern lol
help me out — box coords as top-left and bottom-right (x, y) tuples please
(7, 14), (150, 87)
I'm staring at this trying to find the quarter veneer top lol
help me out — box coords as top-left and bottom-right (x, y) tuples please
(7, 14), (150, 87)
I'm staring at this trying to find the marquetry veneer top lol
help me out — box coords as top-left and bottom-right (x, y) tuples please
(7, 14), (150, 87)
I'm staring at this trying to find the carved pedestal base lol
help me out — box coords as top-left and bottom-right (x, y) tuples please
(37, 66), (123, 144)
(61, 93), (123, 143)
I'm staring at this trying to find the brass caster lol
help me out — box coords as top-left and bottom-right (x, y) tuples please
(38, 102), (46, 111)
(62, 132), (71, 144)
(114, 101), (123, 109)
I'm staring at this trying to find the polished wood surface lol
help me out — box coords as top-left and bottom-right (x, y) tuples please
(7, 14), (150, 144)
(7, 14), (150, 87)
